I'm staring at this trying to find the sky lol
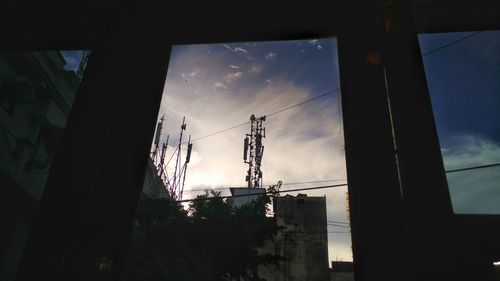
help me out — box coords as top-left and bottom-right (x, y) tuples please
(59, 30), (500, 262)
(418, 30), (500, 214)
(152, 38), (353, 262)
(60, 50), (84, 72)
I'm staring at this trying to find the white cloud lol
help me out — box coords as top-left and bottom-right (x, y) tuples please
(222, 44), (249, 54)
(265, 52), (276, 60)
(441, 134), (500, 214)
(229, 64), (239, 69)
(224, 71), (243, 83)
(308, 39), (323, 50)
(213, 82), (227, 91)
(155, 42), (350, 261)
(188, 69), (200, 77)
(234, 47), (249, 54)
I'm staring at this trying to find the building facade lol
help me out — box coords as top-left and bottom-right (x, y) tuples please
(260, 194), (330, 281)
(0, 51), (82, 281)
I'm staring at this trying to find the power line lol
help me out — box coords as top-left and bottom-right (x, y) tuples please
(181, 178), (348, 193)
(265, 89), (338, 118)
(445, 162), (500, 174)
(168, 32), (482, 147)
(281, 179), (347, 186)
(421, 31), (483, 57)
(176, 183), (348, 203)
(175, 89), (338, 145)
(190, 121), (250, 142)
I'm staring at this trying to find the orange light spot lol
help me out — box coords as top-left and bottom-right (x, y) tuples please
(367, 53), (382, 64)
(385, 20), (391, 32)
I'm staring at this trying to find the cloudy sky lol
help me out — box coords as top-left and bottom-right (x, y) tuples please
(418, 30), (500, 214)
(151, 38), (353, 262)
(59, 30), (499, 261)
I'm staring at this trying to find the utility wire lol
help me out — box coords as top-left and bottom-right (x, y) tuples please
(190, 121), (250, 143)
(175, 89), (338, 145)
(445, 162), (500, 174)
(265, 89), (338, 118)
(168, 32), (483, 146)
(176, 183), (348, 203)
(421, 31), (483, 57)
(181, 178), (347, 193)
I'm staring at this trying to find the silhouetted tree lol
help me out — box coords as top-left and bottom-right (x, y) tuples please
(123, 191), (281, 281)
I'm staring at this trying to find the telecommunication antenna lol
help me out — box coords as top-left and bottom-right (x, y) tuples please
(243, 114), (266, 188)
(152, 115), (165, 161)
(148, 115), (193, 200)
(171, 117), (186, 198)
(179, 135), (193, 200)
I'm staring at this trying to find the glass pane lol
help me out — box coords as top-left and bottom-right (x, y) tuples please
(129, 39), (354, 281)
(0, 50), (89, 281)
(418, 31), (500, 214)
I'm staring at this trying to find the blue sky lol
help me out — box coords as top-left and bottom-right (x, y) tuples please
(418, 30), (500, 214)
(154, 38), (351, 262)
(60, 50), (84, 72)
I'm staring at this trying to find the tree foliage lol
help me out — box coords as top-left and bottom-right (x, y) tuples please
(123, 191), (281, 281)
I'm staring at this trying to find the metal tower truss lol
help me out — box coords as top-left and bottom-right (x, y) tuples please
(243, 114), (266, 188)
(150, 116), (193, 200)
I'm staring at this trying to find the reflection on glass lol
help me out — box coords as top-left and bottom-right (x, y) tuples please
(130, 39), (354, 281)
(418, 31), (500, 214)
(0, 50), (89, 281)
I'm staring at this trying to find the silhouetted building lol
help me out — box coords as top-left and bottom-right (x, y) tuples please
(0, 51), (81, 281)
(330, 261), (354, 281)
(259, 194), (330, 281)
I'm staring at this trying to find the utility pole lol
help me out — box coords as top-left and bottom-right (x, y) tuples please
(243, 114), (266, 188)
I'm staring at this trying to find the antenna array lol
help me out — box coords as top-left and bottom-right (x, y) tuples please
(243, 114), (266, 188)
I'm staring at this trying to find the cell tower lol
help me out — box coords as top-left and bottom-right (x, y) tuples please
(150, 116), (193, 200)
(243, 114), (266, 188)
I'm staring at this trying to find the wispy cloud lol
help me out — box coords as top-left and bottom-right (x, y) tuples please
(212, 82), (227, 91)
(229, 64), (239, 69)
(188, 69), (200, 77)
(224, 71), (243, 83)
(308, 39), (323, 50)
(223, 44), (249, 54)
(265, 52), (276, 60)
(234, 47), (249, 54)
(441, 134), (500, 214)
(156, 41), (348, 261)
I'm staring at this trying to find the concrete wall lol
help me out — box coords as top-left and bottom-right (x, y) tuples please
(142, 157), (169, 199)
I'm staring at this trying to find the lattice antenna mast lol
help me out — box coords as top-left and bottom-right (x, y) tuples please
(172, 117), (186, 197)
(243, 114), (266, 188)
(179, 135), (193, 200)
(158, 136), (169, 178)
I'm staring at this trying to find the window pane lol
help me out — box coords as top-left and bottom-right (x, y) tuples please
(0, 50), (89, 281)
(129, 39), (355, 281)
(418, 31), (500, 214)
